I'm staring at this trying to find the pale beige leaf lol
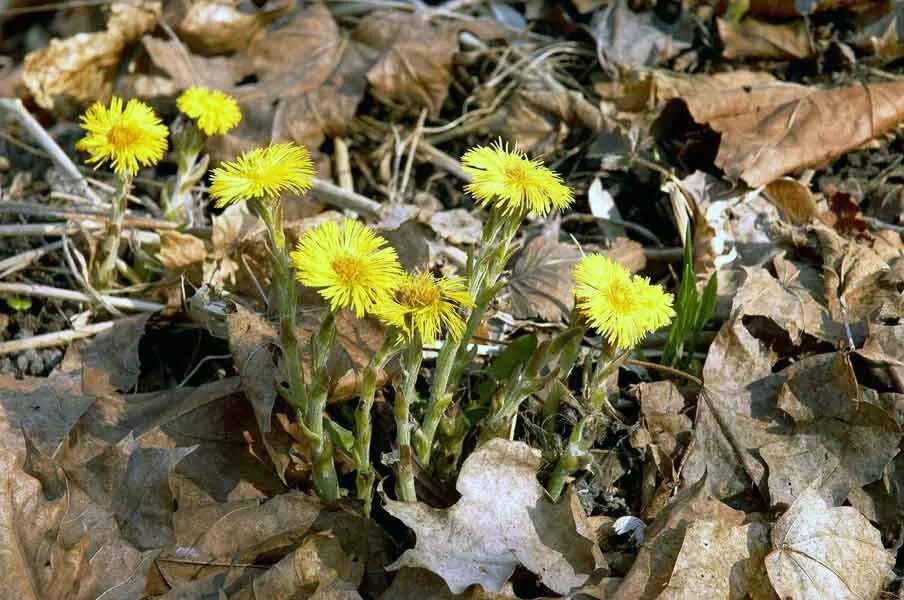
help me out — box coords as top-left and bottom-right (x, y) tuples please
(385, 439), (599, 594)
(765, 487), (893, 600)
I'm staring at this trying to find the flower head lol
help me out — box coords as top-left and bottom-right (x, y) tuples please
(76, 96), (168, 177)
(291, 220), (403, 317)
(177, 86), (242, 136)
(461, 140), (573, 216)
(376, 272), (474, 344)
(573, 254), (675, 349)
(210, 142), (315, 207)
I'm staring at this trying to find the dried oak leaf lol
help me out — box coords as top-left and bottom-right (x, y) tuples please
(765, 487), (893, 599)
(730, 258), (843, 345)
(613, 476), (746, 600)
(22, 2), (161, 110)
(717, 17), (815, 60)
(385, 439), (600, 595)
(379, 568), (516, 599)
(657, 519), (774, 600)
(507, 231), (581, 322)
(682, 319), (788, 500)
(658, 80), (904, 187)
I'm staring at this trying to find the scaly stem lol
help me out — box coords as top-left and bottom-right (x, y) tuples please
(395, 334), (422, 502)
(94, 174), (132, 290)
(546, 415), (590, 502)
(164, 146), (202, 223)
(355, 333), (399, 514)
(308, 310), (339, 501)
(415, 210), (518, 464)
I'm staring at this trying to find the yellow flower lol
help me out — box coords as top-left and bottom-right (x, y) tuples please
(176, 86), (242, 136)
(210, 142), (315, 207)
(573, 254), (675, 349)
(76, 96), (168, 177)
(291, 220), (403, 317)
(376, 272), (474, 344)
(461, 139), (573, 216)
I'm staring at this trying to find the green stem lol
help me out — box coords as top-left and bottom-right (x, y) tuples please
(395, 334), (422, 502)
(355, 333), (399, 514)
(546, 416), (590, 502)
(415, 209), (519, 465)
(308, 310), (339, 501)
(164, 146), (201, 222)
(94, 174), (132, 289)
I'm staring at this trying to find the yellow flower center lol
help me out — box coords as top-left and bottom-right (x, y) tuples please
(400, 284), (440, 308)
(332, 256), (364, 285)
(504, 164), (529, 189)
(107, 125), (140, 150)
(605, 279), (635, 316)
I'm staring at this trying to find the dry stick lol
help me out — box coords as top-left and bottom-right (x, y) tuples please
(0, 320), (117, 356)
(0, 241), (64, 278)
(417, 142), (472, 183)
(0, 98), (105, 206)
(0, 201), (185, 231)
(399, 109), (428, 201)
(0, 223), (160, 245)
(0, 282), (164, 312)
(333, 137), (355, 193)
(310, 177), (381, 218)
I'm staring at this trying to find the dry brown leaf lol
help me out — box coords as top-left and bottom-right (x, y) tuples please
(0, 449), (89, 599)
(429, 209), (483, 246)
(613, 476), (746, 600)
(497, 75), (603, 154)
(760, 399), (899, 508)
(762, 178), (820, 224)
(22, 2), (161, 110)
(682, 320), (787, 500)
(659, 80), (904, 187)
(730, 259), (843, 344)
(657, 520), (774, 600)
(635, 381), (691, 482)
(590, 0), (693, 72)
(507, 231), (580, 322)
(159, 231), (208, 272)
(142, 35), (244, 91)
(227, 305), (278, 434)
(352, 10), (458, 115)
(718, 18), (815, 60)
(386, 439), (599, 595)
(379, 568), (516, 599)
(765, 487), (893, 599)
(172, 0), (295, 55)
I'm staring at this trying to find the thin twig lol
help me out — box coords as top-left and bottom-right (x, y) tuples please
(310, 177), (381, 218)
(0, 320), (118, 356)
(0, 282), (164, 312)
(0, 241), (63, 278)
(418, 142), (472, 183)
(399, 108), (428, 201)
(333, 137), (354, 193)
(625, 358), (703, 387)
(0, 222), (160, 245)
(0, 98), (104, 205)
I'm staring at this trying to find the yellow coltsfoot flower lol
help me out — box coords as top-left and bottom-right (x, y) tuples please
(177, 87), (242, 136)
(573, 254), (675, 349)
(210, 142), (315, 207)
(376, 272), (474, 344)
(291, 220), (403, 317)
(461, 139), (573, 217)
(76, 96), (168, 177)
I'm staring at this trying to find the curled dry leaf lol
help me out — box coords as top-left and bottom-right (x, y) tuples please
(172, 0), (294, 55)
(658, 80), (904, 187)
(142, 36), (244, 91)
(613, 476), (746, 600)
(717, 17), (815, 60)
(385, 439), (600, 595)
(379, 567), (516, 599)
(22, 2), (161, 110)
(765, 487), (893, 599)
